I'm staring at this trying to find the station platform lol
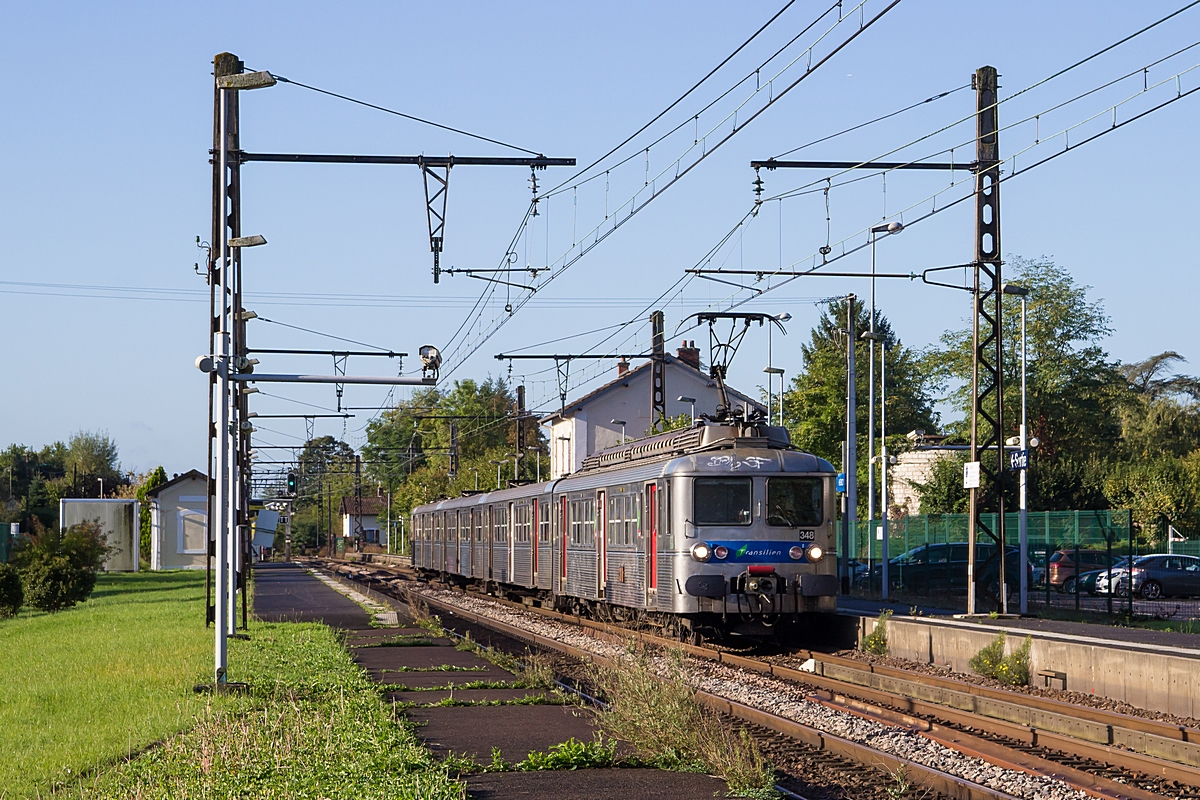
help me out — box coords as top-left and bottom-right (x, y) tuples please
(836, 595), (1200, 717)
(837, 595), (1200, 655)
(252, 563), (731, 799)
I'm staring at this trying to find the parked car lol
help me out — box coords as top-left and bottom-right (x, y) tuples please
(1047, 548), (1124, 593)
(1030, 550), (1048, 587)
(1074, 557), (1131, 595)
(1095, 554), (1200, 599)
(855, 542), (1029, 599)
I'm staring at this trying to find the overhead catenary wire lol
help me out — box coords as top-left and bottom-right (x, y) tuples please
(527, 32), (1200, 408)
(269, 74), (543, 156)
(438, 0), (902, 380)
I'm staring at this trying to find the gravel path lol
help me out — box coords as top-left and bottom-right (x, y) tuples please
(400, 580), (1088, 800)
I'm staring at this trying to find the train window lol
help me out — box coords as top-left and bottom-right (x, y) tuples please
(694, 478), (752, 525)
(607, 495), (621, 546)
(539, 503), (551, 543)
(765, 477), (823, 527)
(494, 506), (508, 543)
(624, 495), (638, 544)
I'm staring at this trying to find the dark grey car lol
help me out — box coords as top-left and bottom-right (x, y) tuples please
(1120, 555), (1200, 599)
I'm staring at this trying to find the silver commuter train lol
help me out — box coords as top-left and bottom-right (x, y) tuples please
(411, 414), (839, 639)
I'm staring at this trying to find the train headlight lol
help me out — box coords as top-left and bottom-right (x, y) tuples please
(713, 545), (729, 560)
(807, 545), (824, 563)
(691, 543), (712, 563)
(789, 546), (804, 561)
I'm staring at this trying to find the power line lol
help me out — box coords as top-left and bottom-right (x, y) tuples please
(270, 74), (543, 156)
(439, 0), (902, 379)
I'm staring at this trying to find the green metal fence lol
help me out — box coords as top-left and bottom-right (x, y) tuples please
(842, 509), (1181, 616)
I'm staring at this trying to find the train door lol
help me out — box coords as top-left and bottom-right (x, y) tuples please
(508, 502), (516, 581)
(487, 505), (494, 580)
(531, 500), (539, 581)
(596, 490), (607, 598)
(560, 496), (568, 590)
(645, 483), (658, 595)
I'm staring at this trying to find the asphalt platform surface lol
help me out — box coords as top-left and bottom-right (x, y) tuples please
(252, 562), (731, 798)
(253, 562), (370, 628)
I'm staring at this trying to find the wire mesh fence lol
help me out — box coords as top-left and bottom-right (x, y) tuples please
(845, 510), (1200, 620)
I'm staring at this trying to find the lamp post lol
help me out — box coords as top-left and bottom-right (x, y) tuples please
(861, 331), (887, 596)
(611, 419), (627, 445)
(507, 454), (520, 481)
(469, 467), (479, 491)
(210, 65), (276, 687)
(677, 396), (696, 425)
(490, 459), (504, 490)
(765, 312), (791, 424)
(1003, 283), (1031, 614)
(764, 367), (784, 425)
(97, 478), (104, 499)
(867, 222), (903, 549)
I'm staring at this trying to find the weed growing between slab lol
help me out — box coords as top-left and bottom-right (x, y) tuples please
(70, 623), (464, 800)
(969, 631), (1032, 687)
(860, 609), (891, 656)
(591, 644), (775, 797)
(441, 734), (617, 775)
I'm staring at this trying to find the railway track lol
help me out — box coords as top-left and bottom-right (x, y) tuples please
(310, 558), (1199, 800)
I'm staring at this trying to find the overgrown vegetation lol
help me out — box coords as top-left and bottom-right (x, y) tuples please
(0, 562), (23, 617)
(860, 609), (892, 656)
(969, 632), (1032, 687)
(590, 644), (775, 796)
(12, 519), (110, 611)
(73, 622), (464, 799)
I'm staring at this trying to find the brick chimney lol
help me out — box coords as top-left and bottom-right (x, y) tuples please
(676, 340), (700, 370)
(617, 358), (630, 377)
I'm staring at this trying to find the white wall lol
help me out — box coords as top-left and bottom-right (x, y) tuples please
(544, 361), (764, 479)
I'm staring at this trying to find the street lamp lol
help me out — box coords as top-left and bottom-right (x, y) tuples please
(677, 396), (697, 425)
(611, 419), (627, 445)
(97, 478), (104, 499)
(861, 330), (886, 595)
(763, 367), (784, 426)
(765, 312), (791, 424)
(469, 467), (479, 491)
(867, 221), (903, 557)
(507, 454), (520, 481)
(490, 459), (505, 490)
(1003, 283), (1031, 614)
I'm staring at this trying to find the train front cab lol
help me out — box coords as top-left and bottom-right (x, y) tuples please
(667, 454), (839, 635)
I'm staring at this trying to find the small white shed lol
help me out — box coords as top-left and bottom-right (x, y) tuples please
(59, 498), (140, 572)
(146, 470), (209, 570)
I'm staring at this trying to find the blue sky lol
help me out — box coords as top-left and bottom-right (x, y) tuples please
(1, 1), (1197, 476)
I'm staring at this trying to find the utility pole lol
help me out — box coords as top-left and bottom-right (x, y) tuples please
(749, 65), (1007, 612)
(843, 294), (857, 595)
(967, 65), (1005, 615)
(651, 311), (666, 432)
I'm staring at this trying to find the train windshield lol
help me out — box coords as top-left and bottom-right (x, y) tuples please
(765, 477), (823, 527)
(694, 478), (752, 526)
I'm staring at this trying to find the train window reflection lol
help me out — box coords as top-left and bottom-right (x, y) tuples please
(765, 477), (823, 527)
(694, 478), (752, 526)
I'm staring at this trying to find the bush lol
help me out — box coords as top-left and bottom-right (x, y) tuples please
(861, 609), (892, 656)
(969, 632), (1032, 686)
(0, 563), (23, 617)
(14, 519), (108, 612)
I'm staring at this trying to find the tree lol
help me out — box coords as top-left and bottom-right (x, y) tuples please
(922, 257), (1124, 508)
(135, 467), (168, 564)
(65, 430), (121, 481)
(780, 299), (938, 517)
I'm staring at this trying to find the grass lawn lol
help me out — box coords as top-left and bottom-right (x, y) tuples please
(3, 570), (463, 799)
(0, 571), (213, 798)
